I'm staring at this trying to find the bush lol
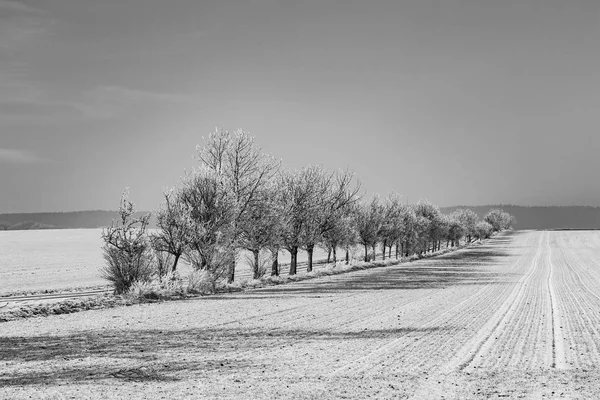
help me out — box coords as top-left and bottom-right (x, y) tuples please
(127, 271), (184, 300)
(101, 189), (155, 294)
(187, 270), (216, 295)
(101, 245), (155, 295)
(154, 250), (175, 277)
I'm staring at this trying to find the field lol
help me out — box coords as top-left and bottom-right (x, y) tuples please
(0, 229), (334, 295)
(2, 230), (600, 399)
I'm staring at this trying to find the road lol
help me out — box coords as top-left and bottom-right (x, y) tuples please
(2, 230), (600, 399)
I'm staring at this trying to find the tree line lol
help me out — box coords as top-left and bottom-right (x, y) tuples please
(101, 129), (515, 294)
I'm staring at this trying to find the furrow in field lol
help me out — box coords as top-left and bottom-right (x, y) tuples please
(330, 232), (537, 377)
(546, 231), (567, 369)
(439, 231), (546, 372)
(548, 235), (600, 368)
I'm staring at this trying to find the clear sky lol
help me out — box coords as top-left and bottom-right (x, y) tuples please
(1, 0), (599, 213)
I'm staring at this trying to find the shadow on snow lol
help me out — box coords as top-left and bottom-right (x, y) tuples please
(1, 326), (449, 386)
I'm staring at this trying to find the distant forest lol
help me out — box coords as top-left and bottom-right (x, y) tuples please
(1, 206), (600, 231)
(441, 206), (600, 230)
(0, 205), (600, 230)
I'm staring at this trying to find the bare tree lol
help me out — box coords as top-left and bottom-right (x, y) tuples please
(238, 182), (283, 279)
(299, 167), (362, 272)
(379, 193), (405, 259)
(475, 221), (494, 239)
(414, 200), (444, 253)
(279, 167), (323, 275)
(355, 196), (384, 261)
(196, 128), (280, 282)
(452, 208), (478, 243)
(178, 167), (234, 279)
(445, 213), (465, 247)
(484, 208), (515, 232)
(151, 188), (190, 273)
(321, 214), (357, 264)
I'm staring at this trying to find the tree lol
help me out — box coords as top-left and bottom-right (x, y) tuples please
(321, 213), (357, 264)
(238, 183), (282, 279)
(355, 197), (384, 261)
(300, 167), (362, 272)
(178, 167), (234, 279)
(446, 214), (465, 247)
(151, 188), (190, 274)
(279, 167), (323, 275)
(475, 221), (494, 240)
(101, 189), (154, 294)
(399, 205), (417, 257)
(379, 193), (405, 259)
(452, 209), (478, 243)
(196, 128), (280, 282)
(484, 208), (515, 232)
(414, 200), (443, 253)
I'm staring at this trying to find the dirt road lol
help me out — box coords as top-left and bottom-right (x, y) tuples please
(2, 231), (600, 399)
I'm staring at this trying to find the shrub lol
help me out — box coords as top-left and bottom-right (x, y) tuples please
(101, 245), (155, 295)
(100, 189), (155, 294)
(187, 269), (216, 295)
(127, 271), (184, 300)
(154, 250), (175, 277)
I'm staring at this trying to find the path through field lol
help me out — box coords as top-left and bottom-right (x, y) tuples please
(2, 230), (600, 399)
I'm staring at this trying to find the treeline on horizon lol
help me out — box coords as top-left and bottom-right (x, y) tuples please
(2, 205), (600, 232)
(100, 129), (515, 294)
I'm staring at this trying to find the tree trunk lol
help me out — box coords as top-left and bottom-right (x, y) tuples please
(307, 246), (314, 273)
(345, 248), (349, 264)
(227, 260), (235, 283)
(271, 251), (279, 276)
(332, 247), (337, 263)
(252, 249), (260, 280)
(327, 248), (331, 263)
(372, 243), (377, 260)
(382, 240), (386, 260)
(171, 253), (181, 273)
(388, 245), (392, 258)
(364, 245), (369, 261)
(289, 246), (298, 275)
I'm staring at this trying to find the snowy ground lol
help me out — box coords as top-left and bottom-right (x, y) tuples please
(2, 230), (600, 399)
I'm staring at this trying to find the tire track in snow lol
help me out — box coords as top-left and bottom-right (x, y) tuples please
(546, 231), (567, 369)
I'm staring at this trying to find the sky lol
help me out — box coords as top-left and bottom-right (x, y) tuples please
(1, 0), (600, 213)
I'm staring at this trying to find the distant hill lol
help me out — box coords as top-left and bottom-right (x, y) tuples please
(0, 211), (154, 230)
(1, 206), (600, 231)
(7, 221), (57, 231)
(440, 205), (600, 230)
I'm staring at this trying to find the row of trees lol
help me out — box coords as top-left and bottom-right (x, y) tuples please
(102, 129), (515, 294)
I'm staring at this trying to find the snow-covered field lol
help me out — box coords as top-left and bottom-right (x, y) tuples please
(0, 229), (334, 295)
(2, 230), (600, 398)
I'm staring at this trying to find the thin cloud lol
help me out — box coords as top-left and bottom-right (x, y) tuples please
(0, 149), (43, 164)
(0, 0), (45, 14)
(0, 84), (194, 125)
(74, 85), (193, 119)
